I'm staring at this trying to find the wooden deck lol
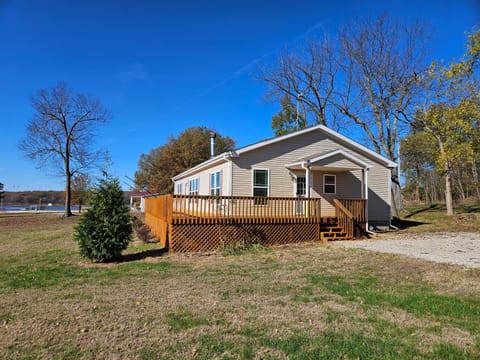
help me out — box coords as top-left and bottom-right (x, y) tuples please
(144, 194), (367, 252)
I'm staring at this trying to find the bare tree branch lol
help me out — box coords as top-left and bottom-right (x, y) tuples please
(18, 82), (110, 216)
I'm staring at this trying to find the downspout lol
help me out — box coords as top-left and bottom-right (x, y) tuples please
(301, 161), (311, 197)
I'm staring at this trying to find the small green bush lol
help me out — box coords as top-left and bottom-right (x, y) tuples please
(74, 177), (132, 262)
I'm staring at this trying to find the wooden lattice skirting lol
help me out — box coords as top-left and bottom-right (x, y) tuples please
(169, 222), (320, 253)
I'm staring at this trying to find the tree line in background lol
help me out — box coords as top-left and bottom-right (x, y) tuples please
(400, 29), (480, 213)
(260, 14), (479, 215)
(133, 126), (235, 194)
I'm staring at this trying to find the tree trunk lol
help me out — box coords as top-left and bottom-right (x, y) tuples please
(390, 167), (402, 218)
(455, 172), (466, 204)
(445, 170), (454, 215)
(64, 159), (73, 217)
(472, 161), (480, 201)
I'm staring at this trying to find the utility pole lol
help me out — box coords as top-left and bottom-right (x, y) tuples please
(0, 182), (4, 209)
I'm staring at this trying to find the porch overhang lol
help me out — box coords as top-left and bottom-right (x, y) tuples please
(285, 149), (371, 172)
(285, 149), (370, 215)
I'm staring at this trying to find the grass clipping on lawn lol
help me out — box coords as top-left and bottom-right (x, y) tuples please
(0, 212), (479, 359)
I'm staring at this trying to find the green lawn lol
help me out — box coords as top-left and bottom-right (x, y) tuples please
(0, 212), (479, 359)
(395, 202), (480, 233)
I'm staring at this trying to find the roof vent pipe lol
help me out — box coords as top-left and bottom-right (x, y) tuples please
(209, 131), (216, 158)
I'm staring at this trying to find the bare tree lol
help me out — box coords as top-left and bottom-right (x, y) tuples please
(259, 37), (338, 128)
(19, 82), (110, 217)
(260, 14), (430, 217)
(335, 15), (429, 216)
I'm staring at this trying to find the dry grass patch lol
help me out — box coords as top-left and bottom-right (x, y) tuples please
(0, 213), (479, 359)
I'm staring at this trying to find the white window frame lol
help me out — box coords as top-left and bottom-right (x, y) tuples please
(210, 171), (221, 196)
(176, 182), (183, 195)
(296, 176), (306, 197)
(323, 174), (336, 194)
(252, 168), (269, 205)
(189, 178), (199, 196)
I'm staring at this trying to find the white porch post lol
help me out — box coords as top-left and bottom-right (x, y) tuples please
(362, 168), (369, 200)
(306, 166), (311, 198)
(363, 168), (369, 231)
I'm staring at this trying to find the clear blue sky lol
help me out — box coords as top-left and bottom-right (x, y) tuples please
(0, 0), (478, 191)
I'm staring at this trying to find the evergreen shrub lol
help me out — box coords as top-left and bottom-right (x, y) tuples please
(75, 177), (132, 262)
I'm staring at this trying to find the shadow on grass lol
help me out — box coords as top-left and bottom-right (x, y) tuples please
(391, 217), (428, 230)
(118, 247), (168, 263)
(464, 205), (480, 213)
(404, 204), (439, 219)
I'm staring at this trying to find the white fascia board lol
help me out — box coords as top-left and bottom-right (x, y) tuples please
(171, 151), (236, 182)
(284, 160), (307, 168)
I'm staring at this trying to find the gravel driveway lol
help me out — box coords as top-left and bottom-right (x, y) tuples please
(336, 232), (480, 268)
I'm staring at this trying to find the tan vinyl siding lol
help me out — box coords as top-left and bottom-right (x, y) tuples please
(365, 165), (391, 223)
(173, 162), (230, 196)
(312, 154), (360, 169)
(231, 130), (391, 224)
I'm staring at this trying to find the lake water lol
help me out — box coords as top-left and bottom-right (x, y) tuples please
(0, 205), (81, 212)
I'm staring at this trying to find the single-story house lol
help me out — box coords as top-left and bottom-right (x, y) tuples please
(172, 124), (397, 228)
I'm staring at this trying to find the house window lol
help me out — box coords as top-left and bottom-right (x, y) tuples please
(296, 176), (306, 197)
(210, 171), (221, 196)
(324, 175), (336, 194)
(189, 178), (199, 196)
(253, 169), (269, 204)
(176, 183), (183, 195)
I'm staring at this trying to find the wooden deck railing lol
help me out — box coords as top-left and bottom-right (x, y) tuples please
(335, 198), (367, 238)
(145, 194), (322, 225)
(179, 195), (319, 224)
(337, 199), (367, 224)
(333, 199), (354, 239)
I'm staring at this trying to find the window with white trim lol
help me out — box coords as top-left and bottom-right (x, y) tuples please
(176, 183), (183, 195)
(189, 178), (199, 196)
(324, 175), (336, 194)
(210, 171), (221, 196)
(296, 176), (306, 197)
(253, 169), (269, 204)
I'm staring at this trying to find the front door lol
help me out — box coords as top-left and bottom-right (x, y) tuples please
(295, 176), (306, 215)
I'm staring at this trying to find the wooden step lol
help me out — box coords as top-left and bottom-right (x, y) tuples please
(322, 226), (343, 232)
(320, 226), (352, 242)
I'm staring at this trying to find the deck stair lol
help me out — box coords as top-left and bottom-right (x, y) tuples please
(320, 217), (352, 242)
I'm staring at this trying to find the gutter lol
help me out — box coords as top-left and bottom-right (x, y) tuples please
(171, 151), (238, 182)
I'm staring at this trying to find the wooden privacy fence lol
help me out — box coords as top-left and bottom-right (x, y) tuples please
(145, 194), (366, 252)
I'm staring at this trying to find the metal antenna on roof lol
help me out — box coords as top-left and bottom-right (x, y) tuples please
(296, 93), (304, 129)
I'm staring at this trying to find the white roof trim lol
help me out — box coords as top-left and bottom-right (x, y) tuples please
(171, 151), (236, 181)
(285, 149), (371, 169)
